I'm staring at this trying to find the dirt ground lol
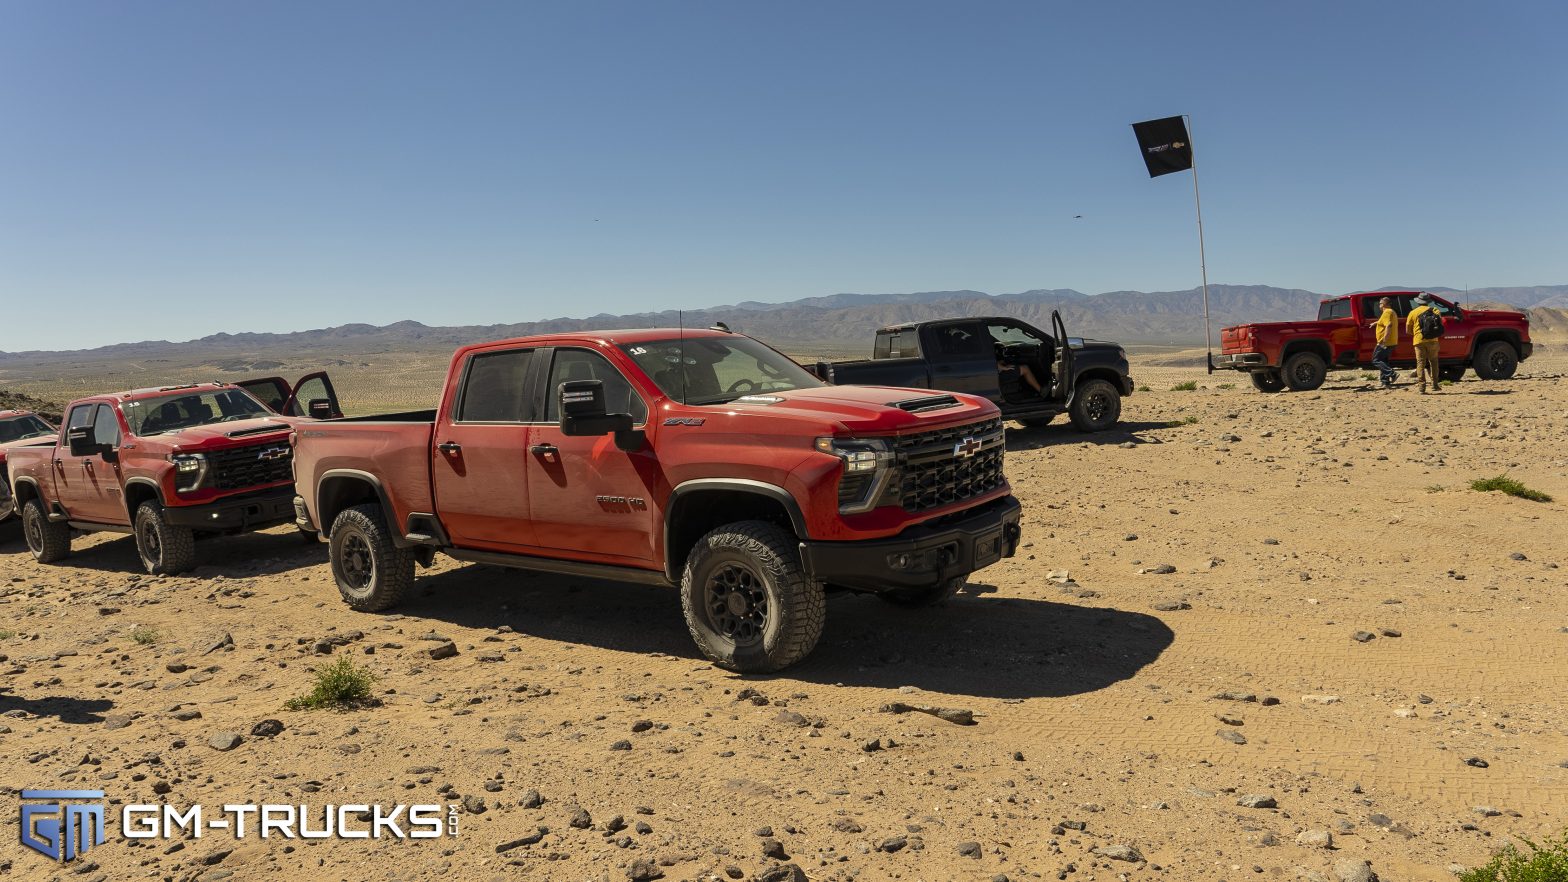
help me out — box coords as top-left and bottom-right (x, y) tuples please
(3, 353), (1566, 882)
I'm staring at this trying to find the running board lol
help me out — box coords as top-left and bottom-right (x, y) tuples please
(444, 547), (671, 586)
(67, 520), (135, 534)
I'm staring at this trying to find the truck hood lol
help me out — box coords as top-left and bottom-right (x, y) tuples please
(716, 385), (998, 434)
(154, 419), (294, 451)
(0, 434), (58, 455)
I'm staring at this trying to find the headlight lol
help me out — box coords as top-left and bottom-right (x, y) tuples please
(168, 453), (208, 493)
(815, 437), (893, 513)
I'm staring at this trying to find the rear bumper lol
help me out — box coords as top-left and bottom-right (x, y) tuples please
(800, 495), (1022, 593)
(164, 486), (296, 531)
(1212, 352), (1269, 370)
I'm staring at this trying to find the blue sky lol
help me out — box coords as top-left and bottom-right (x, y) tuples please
(2, 1), (1564, 351)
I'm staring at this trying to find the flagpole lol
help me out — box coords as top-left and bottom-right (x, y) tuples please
(1185, 114), (1213, 373)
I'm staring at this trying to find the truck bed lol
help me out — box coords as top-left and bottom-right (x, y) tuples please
(819, 357), (931, 388)
(293, 412), (438, 532)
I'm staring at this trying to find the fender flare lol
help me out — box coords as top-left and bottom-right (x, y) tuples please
(316, 468), (399, 541)
(663, 478), (809, 582)
(122, 477), (165, 517)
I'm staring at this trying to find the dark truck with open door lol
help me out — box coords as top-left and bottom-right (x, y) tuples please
(813, 312), (1134, 431)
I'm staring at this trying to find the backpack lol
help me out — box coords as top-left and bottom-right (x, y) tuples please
(1417, 308), (1444, 339)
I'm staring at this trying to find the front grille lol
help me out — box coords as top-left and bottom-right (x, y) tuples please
(206, 441), (293, 492)
(888, 416), (1005, 512)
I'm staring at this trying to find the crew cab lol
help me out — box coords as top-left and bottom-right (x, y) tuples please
(812, 312), (1134, 431)
(1, 410), (59, 522)
(291, 328), (1022, 673)
(1215, 290), (1532, 392)
(7, 373), (341, 573)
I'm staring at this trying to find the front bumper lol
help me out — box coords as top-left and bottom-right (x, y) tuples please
(1119, 375), (1136, 396)
(800, 495), (1022, 593)
(164, 486), (296, 531)
(1211, 352), (1268, 370)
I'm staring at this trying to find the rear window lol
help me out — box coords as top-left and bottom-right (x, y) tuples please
(1317, 299), (1352, 320)
(874, 330), (919, 359)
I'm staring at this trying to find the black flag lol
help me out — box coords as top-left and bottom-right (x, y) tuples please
(1131, 116), (1193, 178)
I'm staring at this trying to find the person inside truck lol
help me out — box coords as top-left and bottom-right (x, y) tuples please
(995, 342), (1045, 397)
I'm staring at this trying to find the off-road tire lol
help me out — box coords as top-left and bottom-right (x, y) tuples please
(329, 504), (413, 612)
(1439, 364), (1466, 384)
(22, 498), (71, 563)
(879, 575), (966, 608)
(1281, 351), (1327, 392)
(1249, 370), (1286, 393)
(681, 520), (825, 673)
(1472, 341), (1519, 380)
(1067, 378), (1122, 432)
(134, 501), (197, 574)
(1016, 414), (1055, 428)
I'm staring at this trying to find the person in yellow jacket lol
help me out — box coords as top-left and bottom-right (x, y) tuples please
(1371, 296), (1398, 388)
(1406, 292), (1442, 393)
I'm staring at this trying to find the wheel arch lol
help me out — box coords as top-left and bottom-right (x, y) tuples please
(1280, 338), (1332, 365)
(123, 478), (163, 520)
(663, 480), (807, 583)
(1468, 329), (1521, 362)
(1073, 367), (1129, 395)
(12, 475), (43, 508)
(316, 470), (397, 541)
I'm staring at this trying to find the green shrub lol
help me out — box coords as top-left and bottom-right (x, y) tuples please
(0, 629), (16, 640)
(1425, 484), (1445, 493)
(1217, 383), (1235, 390)
(1170, 381), (1198, 391)
(1137, 385), (1151, 393)
(131, 626), (160, 645)
(1469, 475), (1553, 503)
(1458, 830), (1568, 882)
(285, 656), (377, 711)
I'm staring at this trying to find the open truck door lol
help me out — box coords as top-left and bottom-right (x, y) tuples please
(236, 372), (342, 419)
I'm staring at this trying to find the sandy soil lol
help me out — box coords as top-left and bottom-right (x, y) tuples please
(3, 354), (1566, 882)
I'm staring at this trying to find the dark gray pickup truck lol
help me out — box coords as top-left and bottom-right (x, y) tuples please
(813, 312), (1134, 431)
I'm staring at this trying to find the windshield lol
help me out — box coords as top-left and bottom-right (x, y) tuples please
(620, 336), (824, 405)
(0, 414), (56, 443)
(122, 388), (274, 436)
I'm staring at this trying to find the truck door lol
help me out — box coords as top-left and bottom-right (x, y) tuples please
(1382, 294), (1417, 364)
(1430, 297), (1471, 362)
(1356, 297), (1384, 364)
(430, 346), (540, 551)
(58, 403), (128, 525)
(283, 372), (342, 419)
(235, 377), (291, 414)
(526, 347), (657, 564)
(920, 322), (998, 399)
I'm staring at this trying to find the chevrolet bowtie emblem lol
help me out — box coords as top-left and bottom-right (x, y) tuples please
(953, 437), (981, 459)
(258, 447), (289, 462)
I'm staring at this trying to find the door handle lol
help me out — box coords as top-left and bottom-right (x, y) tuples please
(529, 443), (558, 456)
(437, 442), (462, 454)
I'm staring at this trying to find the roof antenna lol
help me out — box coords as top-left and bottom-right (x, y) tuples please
(678, 310), (688, 405)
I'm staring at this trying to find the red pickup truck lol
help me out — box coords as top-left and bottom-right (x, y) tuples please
(1, 410), (59, 522)
(291, 328), (1022, 673)
(1215, 290), (1532, 392)
(7, 373), (340, 573)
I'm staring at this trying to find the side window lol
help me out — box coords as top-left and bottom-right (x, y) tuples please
(457, 349), (535, 422)
(929, 325), (989, 358)
(67, 405), (94, 433)
(92, 404), (121, 447)
(1323, 300), (1352, 320)
(545, 349), (648, 424)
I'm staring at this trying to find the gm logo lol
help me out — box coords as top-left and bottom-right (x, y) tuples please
(257, 446), (290, 462)
(19, 789), (105, 861)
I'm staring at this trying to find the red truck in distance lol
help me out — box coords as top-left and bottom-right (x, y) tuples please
(1215, 290), (1532, 392)
(7, 373), (340, 574)
(1, 410), (59, 523)
(291, 327), (1022, 673)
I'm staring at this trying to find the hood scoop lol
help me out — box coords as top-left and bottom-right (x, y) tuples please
(226, 423), (290, 437)
(890, 394), (961, 413)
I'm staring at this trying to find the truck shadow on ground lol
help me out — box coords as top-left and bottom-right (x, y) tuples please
(8, 529), (325, 580)
(396, 567), (1174, 700)
(0, 691), (114, 724)
(1005, 420), (1177, 451)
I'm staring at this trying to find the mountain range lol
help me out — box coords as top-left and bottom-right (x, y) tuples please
(2, 284), (1564, 362)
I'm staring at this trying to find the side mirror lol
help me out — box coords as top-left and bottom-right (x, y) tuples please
(67, 426), (96, 457)
(558, 380), (645, 451)
(307, 398), (335, 420)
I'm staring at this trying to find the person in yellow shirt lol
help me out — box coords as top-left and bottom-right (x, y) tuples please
(1406, 292), (1442, 393)
(1371, 296), (1398, 388)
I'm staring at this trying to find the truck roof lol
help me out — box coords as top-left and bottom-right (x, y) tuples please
(97, 382), (241, 404)
(462, 327), (737, 350)
(873, 316), (1023, 334)
(0, 409), (36, 418)
(1325, 290), (1426, 301)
